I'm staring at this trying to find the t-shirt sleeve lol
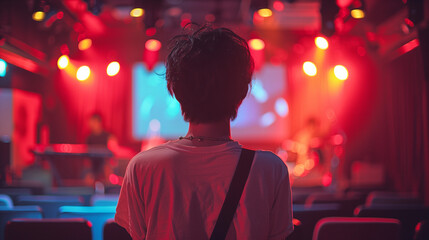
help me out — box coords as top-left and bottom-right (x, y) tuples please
(268, 163), (294, 240)
(115, 160), (147, 240)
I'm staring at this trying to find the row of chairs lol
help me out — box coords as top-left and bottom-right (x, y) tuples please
(0, 201), (119, 240)
(290, 203), (429, 240)
(4, 218), (131, 240)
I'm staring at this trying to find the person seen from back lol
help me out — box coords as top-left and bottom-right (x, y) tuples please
(115, 25), (293, 240)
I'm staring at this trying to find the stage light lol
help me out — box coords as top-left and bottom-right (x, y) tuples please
(32, 11), (45, 21)
(0, 59), (7, 77)
(257, 8), (273, 18)
(315, 36), (329, 50)
(130, 8), (144, 17)
(145, 39), (161, 51)
(334, 65), (348, 80)
(248, 38), (265, 51)
(303, 61), (317, 76)
(106, 61), (120, 76)
(57, 55), (69, 69)
(78, 38), (92, 51)
(351, 9), (365, 19)
(76, 66), (90, 81)
(273, 1), (285, 11)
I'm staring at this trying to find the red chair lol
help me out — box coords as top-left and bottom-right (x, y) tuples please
(103, 219), (132, 240)
(313, 217), (401, 240)
(5, 218), (92, 240)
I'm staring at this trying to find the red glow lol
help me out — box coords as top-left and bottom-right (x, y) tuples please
(292, 218), (302, 226)
(322, 172), (332, 186)
(73, 22), (85, 33)
(60, 44), (69, 55)
(145, 39), (162, 51)
(86, 221), (92, 228)
(332, 134), (344, 145)
(415, 222), (421, 232)
(57, 11), (64, 19)
(180, 18), (191, 28)
(109, 174), (119, 185)
(146, 27), (156, 36)
(273, 1), (285, 11)
(334, 146), (344, 157)
(399, 39), (420, 55)
(366, 32), (377, 42)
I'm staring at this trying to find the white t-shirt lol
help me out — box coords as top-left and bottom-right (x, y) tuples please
(115, 140), (293, 240)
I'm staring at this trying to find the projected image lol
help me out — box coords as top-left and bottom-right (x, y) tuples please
(132, 63), (288, 141)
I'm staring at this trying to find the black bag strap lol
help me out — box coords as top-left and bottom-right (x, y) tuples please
(210, 148), (255, 240)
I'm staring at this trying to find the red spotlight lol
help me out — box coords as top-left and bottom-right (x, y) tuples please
(144, 39), (161, 71)
(315, 36), (329, 50)
(248, 38), (265, 71)
(106, 61), (120, 76)
(303, 61), (317, 76)
(273, 1), (285, 11)
(248, 38), (265, 51)
(333, 65), (348, 80)
(76, 66), (90, 81)
(145, 39), (161, 51)
(78, 38), (92, 51)
(57, 55), (69, 69)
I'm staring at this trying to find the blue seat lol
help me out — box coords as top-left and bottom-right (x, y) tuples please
(0, 195), (13, 208)
(5, 218), (92, 240)
(59, 206), (116, 240)
(103, 219), (132, 240)
(0, 206), (42, 240)
(313, 217), (401, 240)
(16, 195), (83, 218)
(90, 194), (119, 206)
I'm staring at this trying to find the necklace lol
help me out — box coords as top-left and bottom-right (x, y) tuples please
(179, 135), (233, 142)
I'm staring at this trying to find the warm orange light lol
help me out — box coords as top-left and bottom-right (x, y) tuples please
(351, 9), (365, 19)
(334, 65), (348, 80)
(130, 8), (144, 17)
(248, 39), (265, 51)
(303, 61), (317, 76)
(32, 11), (45, 21)
(78, 38), (92, 51)
(57, 55), (69, 69)
(106, 61), (120, 76)
(76, 66), (90, 81)
(293, 164), (305, 177)
(145, 39), (162, 51)
(257, 8), (273, 18)
(315, 36), (329, 50)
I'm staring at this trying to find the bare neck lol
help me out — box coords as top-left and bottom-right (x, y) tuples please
(181, 120), (232, 146)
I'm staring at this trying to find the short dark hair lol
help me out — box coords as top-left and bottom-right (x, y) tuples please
(166, 26), (254, 123)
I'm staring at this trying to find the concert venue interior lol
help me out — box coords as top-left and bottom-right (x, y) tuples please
(0, 0), (428, 239)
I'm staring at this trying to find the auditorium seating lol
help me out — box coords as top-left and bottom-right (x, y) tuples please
(0, 185), (426, 240)
(292, 203), (344, 240)
(0, 206), (42, 240)
(355, 204), (429, 240)
(312, 217), (401, 240)
(4, 218), (92, 240)
(59, 205), (116, 240)
(90, 194), (119, 206)
(0, 195), (13, 208)
(103, 219), (132, 240)
(16, 195), (83, 218)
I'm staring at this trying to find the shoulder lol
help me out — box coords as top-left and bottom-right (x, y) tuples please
(252, 150), (289, 177)
(127, 142), (179, 169)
